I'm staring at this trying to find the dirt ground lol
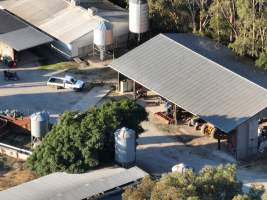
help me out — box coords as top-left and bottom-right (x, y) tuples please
(104, 91), (267, 192)
(0, 49), (117, 122)
(136, 109), (267, 192)
(0, 156), (37, 191)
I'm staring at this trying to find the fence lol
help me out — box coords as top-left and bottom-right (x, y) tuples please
(0, 142), (32, 160)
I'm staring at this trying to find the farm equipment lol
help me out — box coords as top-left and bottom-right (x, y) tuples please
(2, 56), (16, 68)
(135, 86), (148, 99)
(188, 117), (206, 130)
(200, 123), (228, 140)
(154, 112), (175, 124)
(3, 70), (19, 81)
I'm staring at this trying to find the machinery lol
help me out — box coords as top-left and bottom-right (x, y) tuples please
(188, 117), (205, 130)
(200, 123), (228, 140)
(3, 70), (19, 81)
(189, 117), (228, 140)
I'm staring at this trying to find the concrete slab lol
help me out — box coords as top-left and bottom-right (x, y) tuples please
(71, 86), (111, 112)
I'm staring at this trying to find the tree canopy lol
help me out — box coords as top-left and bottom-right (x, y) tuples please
(122, 164), (264, 200)
(26, 99), (147, 176)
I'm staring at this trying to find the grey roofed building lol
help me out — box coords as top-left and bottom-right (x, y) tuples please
(109, 34), (267, 133)
(0, 167), (147, 200)
(0, 0), (129, 58)
(0, 9), (53, 51)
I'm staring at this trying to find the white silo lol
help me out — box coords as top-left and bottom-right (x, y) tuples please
(129, 0), (149, 41)
(114, 127), (136, 167)
(93, 20), (113, 61)
(31, 111), (49, 149)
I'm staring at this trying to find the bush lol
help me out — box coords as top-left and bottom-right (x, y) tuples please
(123, 164), (250, 200)
(256, 51), (267, 70)
(27, 100), (147, 176)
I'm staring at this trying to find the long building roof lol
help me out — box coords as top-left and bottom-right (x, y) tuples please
(0, 167), (147, 200)
(0, 0), (128, 44)
(0, 9), (53, 51)
(109, 34), (267, 133)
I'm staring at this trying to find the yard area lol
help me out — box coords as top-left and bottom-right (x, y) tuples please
(0, 49), (117, 190)
(103, 91), (267, 192)
(0, 155), (37, 191)
(136, 106), (267, 191)
(1, 47), (267, 194)
(0, 49), (117, 122)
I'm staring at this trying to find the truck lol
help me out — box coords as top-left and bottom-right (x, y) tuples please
(47, 75), (85, 91)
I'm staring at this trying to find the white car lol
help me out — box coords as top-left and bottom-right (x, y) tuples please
(47, 75), (84, 91)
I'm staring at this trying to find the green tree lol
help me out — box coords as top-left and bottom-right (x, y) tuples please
(256, 51), (267, 70)
(232, 195), (251, 200)
(123, 164), (247, 200)
(27, 100), (147, 176)
(229, 0), (267, 58)
(208, 0), (237, 43)
(148, 0), (191, 33)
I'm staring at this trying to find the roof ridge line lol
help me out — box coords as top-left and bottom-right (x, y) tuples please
(161, 33), (267, 93)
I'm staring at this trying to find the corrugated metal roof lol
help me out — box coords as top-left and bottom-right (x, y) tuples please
(165, 34), (267, 90)
(0, 9), (53, 51)
(0, 9), (27, 34)
(109, 34), (267, 133)
(0, 166), (148, 200)
(0, 27), (53, 51)
(0, 0), (69, 26)
(39, 6), (100, 44)
(0, 0), (128, 44)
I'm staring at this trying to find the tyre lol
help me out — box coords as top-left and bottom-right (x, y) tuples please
(194, 122), (200, 130)
(210, 127), (217, 138)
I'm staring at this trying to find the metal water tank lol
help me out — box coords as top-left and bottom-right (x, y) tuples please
(114, 127), (136, 167)
(94, 21), (113, 48)
(31, 111), (49, 138)
(129, 0), (149, 34)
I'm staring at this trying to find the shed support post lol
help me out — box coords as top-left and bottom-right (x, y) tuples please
(117, 72), (120, 92)
(133, 81), (136, 100)
(218, 139), (221, 150)
(173, 105), (177, 125)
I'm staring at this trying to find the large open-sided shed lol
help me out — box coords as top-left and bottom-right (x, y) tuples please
(109, 34), (267, 159)
(0, 9), (53, 59)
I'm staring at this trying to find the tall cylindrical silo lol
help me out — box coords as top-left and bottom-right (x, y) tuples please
(129, 0), (149, 34)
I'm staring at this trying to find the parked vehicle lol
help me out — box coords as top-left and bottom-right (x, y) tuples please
(47, 75), (84, 91)
(3, 70), (19, 81)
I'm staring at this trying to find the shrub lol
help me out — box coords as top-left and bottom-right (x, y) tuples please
(27, 99), (147, 176)
(123, 164), (246, 200)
